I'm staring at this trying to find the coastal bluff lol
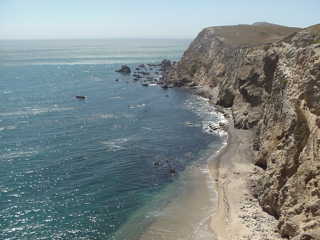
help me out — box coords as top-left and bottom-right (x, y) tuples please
(164, 23), (320, 239)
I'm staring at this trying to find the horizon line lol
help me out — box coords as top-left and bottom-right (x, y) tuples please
(0, 37), (194, 41)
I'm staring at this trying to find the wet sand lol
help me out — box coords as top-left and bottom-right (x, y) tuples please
(139, 157), (218, 240)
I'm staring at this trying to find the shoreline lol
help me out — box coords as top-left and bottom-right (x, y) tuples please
(137, 96), (228, 240)
(117, 61), (283, 239)
(208, 111), (282, 240)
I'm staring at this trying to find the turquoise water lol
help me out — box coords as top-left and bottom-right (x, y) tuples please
(0, 39), (224, 239)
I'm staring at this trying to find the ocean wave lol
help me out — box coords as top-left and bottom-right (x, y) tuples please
(202, 121), (228, 136)
(0, 185), (10, 193)
(96, 114), (119, 119)
(0, 125), (16, 131)
(0, 106), (74, 117)
(100, 138), (130, 152)
(128, 103), (146, 109)
(184, 121), (201, 127)
(184, 95), (217, 118)
(0, 150), (38, 161)
(90, 113), (134, 120)
(185, 95), (227, 136)
(3, 227), (25, 234)
(90, 76), (103, 82)
(109, 96), (123, 100)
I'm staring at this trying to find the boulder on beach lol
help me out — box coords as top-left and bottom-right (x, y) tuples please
(116, 65), (131, 74)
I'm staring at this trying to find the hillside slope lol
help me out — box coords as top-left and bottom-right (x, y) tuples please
(165, 24), (320, 239)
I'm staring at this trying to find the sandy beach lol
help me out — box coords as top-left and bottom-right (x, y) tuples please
(138, 107), (283, 240)
(209, 114), (282, 240)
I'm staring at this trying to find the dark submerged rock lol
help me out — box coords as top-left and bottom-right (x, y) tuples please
(75, 96), (86, 100)
(169, 168), (177, 175)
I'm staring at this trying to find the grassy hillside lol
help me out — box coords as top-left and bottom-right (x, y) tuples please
(203, 24), (301, 47)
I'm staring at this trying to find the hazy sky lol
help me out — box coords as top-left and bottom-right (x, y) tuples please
(0, 0), (319, 39)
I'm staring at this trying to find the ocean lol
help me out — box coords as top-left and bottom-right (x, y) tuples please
(0, 39), (226, 240)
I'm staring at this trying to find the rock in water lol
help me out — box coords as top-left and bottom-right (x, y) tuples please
(116, 65), (131, 74)
(161, 84), (169, 89)
(75, 96), (86, 100)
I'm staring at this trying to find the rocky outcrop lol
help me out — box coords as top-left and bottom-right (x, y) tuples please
(116, 65), (131, 74)
(165, 23), (320, 239)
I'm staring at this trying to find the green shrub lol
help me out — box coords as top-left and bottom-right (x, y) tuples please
(312, 39), (320, 45)
(190, 64), (198, 76)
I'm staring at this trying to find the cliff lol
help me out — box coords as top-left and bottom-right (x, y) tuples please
(165, 24), (320, 239)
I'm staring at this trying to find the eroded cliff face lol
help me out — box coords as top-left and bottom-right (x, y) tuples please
(255, 29), (320, 240)
(165, 24), (320, 239)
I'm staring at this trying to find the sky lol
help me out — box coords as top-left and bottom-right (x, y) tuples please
(0, 0), (319, 39)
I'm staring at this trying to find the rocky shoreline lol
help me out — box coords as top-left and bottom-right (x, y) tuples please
(160, 23), (320, 240)
(115, 60), (175, 89)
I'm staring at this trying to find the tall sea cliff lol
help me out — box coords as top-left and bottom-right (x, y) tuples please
(164, 23), (320, 239)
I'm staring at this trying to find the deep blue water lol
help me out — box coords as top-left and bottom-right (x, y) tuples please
(0, 39), (224, 240)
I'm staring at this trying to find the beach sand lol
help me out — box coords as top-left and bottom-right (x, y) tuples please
(138, 152), (218, 240)
(209, 114), (282, 240)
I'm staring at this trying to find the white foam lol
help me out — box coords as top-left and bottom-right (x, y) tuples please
(0, 150), (38, 161)
(109, 96), (123, 100)
(97, 114), (119, 119)
(0, 186), (9, 193)
(4, 227), (25, 234)
(0, 106), (74, 117)
(128, 103), (146, 109)
(100, 138), (130, 152)
(90, 113), (134, 120)
(0, 125), (17, 131)
(6, 125), (16, 130)
(184, 95), (228, 136)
